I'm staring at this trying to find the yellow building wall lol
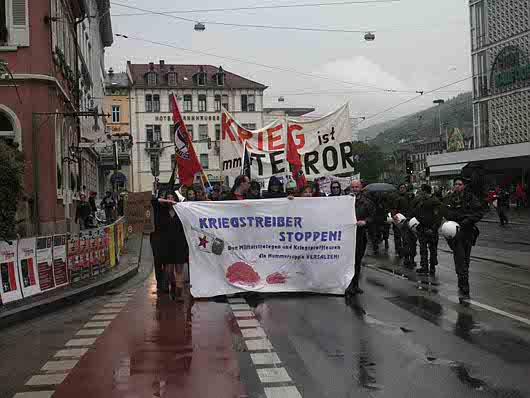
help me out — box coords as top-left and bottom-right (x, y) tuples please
(105, 94), (130, 136)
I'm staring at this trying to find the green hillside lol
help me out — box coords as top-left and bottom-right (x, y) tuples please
(359, 92), (473, 151)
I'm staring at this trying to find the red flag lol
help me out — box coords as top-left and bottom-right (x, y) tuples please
(286, 125), (307, 190)
(171, 94), (203, 186)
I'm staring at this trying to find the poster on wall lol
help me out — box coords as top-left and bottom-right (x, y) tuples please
(52, 235), (68, 287)
(88, 230), (100, 276)
(78, 231), (91, 279)
(99, 228), (109, 271)
(36, 236), (56, 292)
(67, 234), (81, 283)
(17, 237), (41, 297)
(105, 225), (116, 268)
(0, 241), (23, 304)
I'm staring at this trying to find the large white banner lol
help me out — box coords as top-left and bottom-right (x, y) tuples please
(175, 196), (356, 298)
(221, 104), (355, 180)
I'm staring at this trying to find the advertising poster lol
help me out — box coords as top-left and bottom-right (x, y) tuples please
(78, 231), (91, 279)
(36, 236), (56, 292)
(175, 196), (356, 298)
(52, 235), (68, 287)
(100, 228), (109, 271)
(0, 240), (23, 304)
(106, 225), (116, 268)
(17, 237), (41, 297)
(67, 234), (81, 283)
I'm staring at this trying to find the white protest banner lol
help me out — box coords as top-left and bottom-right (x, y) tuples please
(17, 237), (41, 297)
(221, 104), (355, 180)
(175, 196), (356, 298)
(0, 240), (23, 304)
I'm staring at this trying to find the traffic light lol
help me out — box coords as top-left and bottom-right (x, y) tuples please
(406, 160), (413, 175)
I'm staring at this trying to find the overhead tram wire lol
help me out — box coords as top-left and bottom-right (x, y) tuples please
(112, 0), (400, 16)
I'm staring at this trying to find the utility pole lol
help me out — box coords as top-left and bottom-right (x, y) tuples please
(433, 99), (445, 151)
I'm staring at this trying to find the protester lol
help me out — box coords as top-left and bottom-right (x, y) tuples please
(345, 180), (375, 296)
(368, 192), (387, 255)
(262, 176), (287, 199)
(224, 175), (251, 200)
(209, 185), (222, 201)
(393, 184), (417, 267)
(413, 184), (442, 275)
(101, 191), (115, 224)
(312, 181), (323, 197)
(186, 186), (197, 201)
(329, 181), (342, 196)
(300, 184), (313, 198)
(75, 193), (92, 230)
(158, 191), (188, 301)
(248, 181), (262, 199)
(88, 191), (97, 214)
(443, 178), (485, 300)
(150, 190), (167, 293)
(495, 185), (511, 225)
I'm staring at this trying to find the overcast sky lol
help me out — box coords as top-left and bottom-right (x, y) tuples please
(106, 0), (471, 127)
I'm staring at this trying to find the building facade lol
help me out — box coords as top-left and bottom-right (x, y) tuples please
(0, 0), (112, 236)
(427, 0), (529, 189)
(102, 69), (133, 193)
(127, 61), (267, 192)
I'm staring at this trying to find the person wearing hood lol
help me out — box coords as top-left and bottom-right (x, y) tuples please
(329, 181), (342, 196)
(262, 176), (287, 199)
(247, 181), (262, 199)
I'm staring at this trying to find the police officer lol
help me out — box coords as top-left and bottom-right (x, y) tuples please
(346, 180), (375, 296)
(495, 185), (511, 226)
(392, 184), (416, 267)
(413, 184), (442, 275)
(443, 178), (485, 299)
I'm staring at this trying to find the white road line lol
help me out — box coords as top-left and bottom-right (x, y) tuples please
(230, 304), (251, 310)
(84, 321), (111, 328)
(241, 328), (267, 338)
(54, 348), (88, 358)
(98, 308), (122, 314)
(246, 338), (274, 351)
(65, 338), (97, 347)
(25, 374), (68, 386)
(469, 299), (530, 326)
(250, 353), (282, 365)
(41, 360), (79, 371)
(234, 311), (254, 318)
(12, 391), (56, 398)
(264, 386), (303, 398)
(237, 319), (260, 328)
(92, 314), (118, 320)
(76, 329), (105, 336)
(257, 368), (292, 383)
(228, 298), (246, 304)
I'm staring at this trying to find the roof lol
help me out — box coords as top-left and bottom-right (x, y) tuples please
(105, 71), (129, 89)
(127, 62), (268, 90)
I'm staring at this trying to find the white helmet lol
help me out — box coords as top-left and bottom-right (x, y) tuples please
(441, 221), (460, 239)
(393, 213), (407, 225)
(408, 217), (420, 234)
(385, 213), (393, 224)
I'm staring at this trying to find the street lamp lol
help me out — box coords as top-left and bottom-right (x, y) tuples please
(194, 22), (206, 31)
(364, 32), (375, 41)
(433, 99), (445, 150)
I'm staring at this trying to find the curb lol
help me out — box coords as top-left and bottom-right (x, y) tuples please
(438, 248), (525, 269)
(0, 237), (144, 331)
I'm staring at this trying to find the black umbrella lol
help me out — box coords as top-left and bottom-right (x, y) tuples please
(364, 183), (397, 192)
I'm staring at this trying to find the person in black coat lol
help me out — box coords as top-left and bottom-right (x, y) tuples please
(262, 176), (287, 199)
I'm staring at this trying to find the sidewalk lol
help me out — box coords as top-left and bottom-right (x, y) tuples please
(0, 233), (145, 330)
(481, 207), (530, 225)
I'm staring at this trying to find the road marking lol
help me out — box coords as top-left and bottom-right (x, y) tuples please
(104, 303), (126, 308)
(54, 348), (88, 358)
(13, 391), (56, 398)
(246, 339), (274, 351)
(234, 311), (254, 318)
(237, 319), (260, 328)
(41, 360), (79, 371)
(76, 328), (105, 336)
(228, 298), (246, 304)
(98, 308), (122, 314)
(230, 303), (251, 310)
(264, 386), (303, 398)
(251, 352), (282, 365)
(65, 338), (97, 347)
(25, 373), (68, 386)
(469, 300), (530, 326)
(84, 321), (111, 328)
(241, 328), (267, 338)
(257, 368), (292, 383)
(92, 314), (118, 320)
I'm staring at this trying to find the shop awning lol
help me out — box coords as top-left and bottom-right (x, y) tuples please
(430, 162), (468, 177)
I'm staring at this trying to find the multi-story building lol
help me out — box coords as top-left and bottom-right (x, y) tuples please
(0, 0), (112, 236)
(127, 61), (267, 192)
(102, 68), (133, 192)
(427, 0), (529, 189)
(398, 138), (446, 183)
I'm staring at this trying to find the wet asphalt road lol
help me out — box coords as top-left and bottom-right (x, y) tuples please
(0, 235), (528, 398)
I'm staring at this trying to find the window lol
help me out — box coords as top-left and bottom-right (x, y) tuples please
(199, 124), (208, 141)
(214, 95), (221, 111)
(186, 125), (194, 141)
(153, 94), (160, 112)
(216, 73), (225, 86)
(154, 125), (161, 142)
(111, 105), (120, 123)
(198, 94), (207, 112)
(471, 1), (486, 51)
(248, 95), (255, 112)
(0, 110), (14, 145)
(145, 94), (153, 112)
(1, 0), (29, 46)
(183, 94), (192, 112)
(241, 95), (248, 112)
(147, 72), (157, 86)
(200, 154), (209, 169)
(168, 72), (177, 86)
(215, 124), (221, 140)
(221, 95), (229, 110)
(197, 72), (206, 86)
(242, 123), (256, 130)
(146, 125), (161, 142)
(146, 125), (153, 142)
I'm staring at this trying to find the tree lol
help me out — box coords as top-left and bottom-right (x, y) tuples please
(351, 142), (386, 183)
(0, 140), (24, 241)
